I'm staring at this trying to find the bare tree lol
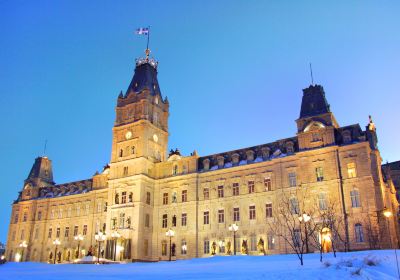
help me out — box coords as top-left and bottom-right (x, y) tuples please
(363, 215), (380, 250)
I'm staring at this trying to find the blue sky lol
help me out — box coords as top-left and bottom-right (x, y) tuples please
(0, 0), (399, 242)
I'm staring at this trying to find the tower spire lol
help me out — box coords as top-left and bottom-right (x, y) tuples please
(309, 63), (314, 85)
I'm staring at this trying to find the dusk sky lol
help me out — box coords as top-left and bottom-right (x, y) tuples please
(1, 0), (399, 242)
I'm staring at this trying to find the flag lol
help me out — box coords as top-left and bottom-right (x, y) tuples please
(135, 27), (149, 35)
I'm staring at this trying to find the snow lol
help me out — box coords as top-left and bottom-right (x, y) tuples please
(0, 250), (398, 280)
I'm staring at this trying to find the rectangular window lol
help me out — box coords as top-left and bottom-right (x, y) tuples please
(162, 241), (167, 256)
(121, 192), (127, 204)
(73, 226), (78, 236)
(181, 213), (187, 226)
(23, 212), (27, 222)
(318, 193), (327, 210)
(83, 225), (88, 235)
(248, 181), (255, 194)
(163, 193), (168, 205)
(51, 209), (55, 219)
(203, 211), (209, 225)
(65, 227), (69, 238)
(146, 192), (151, 205)
(218, 209), (225, 223)
(119, 213), (125, 228)
(250, 235), (257, 251)
(182, 190), (187, 202)
(355, 224), (364, 242)
(56, 227), (60, 238)
(232, 183), (239, 196)
(267, 234), (275, 250)
(265, 203), (273, 218)
(350, 190), (361, 208)
(67, 207), (72, 217)
(181, 240), (187, 255)
(204, 240), (210, 254)
(249, 205), (256, 220)
(34, 228), (39, 240)
(264, 178), (272, 191)
(347, 163), (357, 178)
(288, 172), (297, 187)
(316, 167), (324, 181)
(162, 214), (168, 228)
(145, 214), (150, 227)
(233, 207), (240, 222)
(123, 166), (128, 176)
(290, 198), (300, 215)
(104, 202), (108, 212)
(203, 188), (209, 200)
(217, 186), (224, 198)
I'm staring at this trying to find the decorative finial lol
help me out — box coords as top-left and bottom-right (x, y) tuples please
(368, 115), (376, 131)
(145, 48), (150, 59)
(43, 139), (48, 156)
(309, 63), (314, 86)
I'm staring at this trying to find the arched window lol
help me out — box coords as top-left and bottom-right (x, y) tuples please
(119, 149), (123, 157)
(355, 223), (364, 242)
(350, 189), (361, 208)
(115, 193), (119, 204)
(172, 215), (177, 227)
(128, 192), (133, 203)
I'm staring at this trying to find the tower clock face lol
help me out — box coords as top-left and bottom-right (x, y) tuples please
(153, 134), (158, 143)
(125, 131), (132, 140)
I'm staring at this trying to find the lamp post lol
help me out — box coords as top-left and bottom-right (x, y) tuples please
(19, 240), (28, 262)
(229, 223), (239, 255)
(111, 231), (120, 261)
(383, 207), (400, 279)
(74, 234), (84, 259)
(165, 228), (175, 261)
(299, 213), (311, 253)
(52, 239), (61, 264)
(95, 231), (106, 264)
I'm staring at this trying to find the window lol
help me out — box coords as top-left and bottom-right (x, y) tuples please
(73, 226), (78, 236)
(115, 193), (120, 204)
(181, 213), (187, 226)
(219, 240), (225, 254)
(350, 189), (361, 208)
(232, 183), (239, 196)
(172, 192), (177, 203)
(218, 209), (225, 223)
(97, 202), (102, 213)
(65, 227), (69, 238)
(316, 167), (324, 181)
(83, 225), (88, 235)
(267, 234), (275, 250)
(172, 215), (177, 227)
(51, 209), (55, 219)
(204, 240), (210, 254)
(355, 223), (364, 242)
(146, 192), (151, 205)
(12, 231), (16, 241)
(293, 229), (301, 247)
(249, 205), (256, 220)
(290, 198), (300, 214)
(318, 193), (327, 210)
(347, 162), (357, 178)
(123, 166), (128, 176)
(312, 132), (321, 142)
(119, 213), (125, 228)
(34, 228), (39, 240)
(161, 241), (167, 256)
(112, 218), (117, 230)
(58, 208), (63, 218)
(288, 172), (297, 187)
(76, 205), (80, 216)
(265, 203), (273, 218)
(203, 188), (209, 200)
(264, 177), (272, 191)
(250, 235), (257, 251)
(14, 213), (18, 223)
(121, 192), (127, 204)
(128, 192), (133, 203)
(23, 212), (27, 222)
(163, 193), (169, 205)
(162, 214), (168, 228)
(104, 202), (108, 212)
(85, 204), (90, 215)
(203, 211), (210, 225)
(20, 229), (25, 240)
(119, 149), (123, 157)
(67, 207), (72, 217)
(56, 227), (60, 238)
(233, 207), (240, 222)
(145, 214), (150, 227)
(181, 240), (187, 255)
(173, 165), (178, 176)
(182, 190), (187, 202)
(248, 181), (255, 194)
(217, 186), (224, 198)
(131, 146), (135, 154)
(144, 240), (148, 256)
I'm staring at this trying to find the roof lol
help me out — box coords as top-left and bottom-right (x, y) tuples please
(124, 61), (161, 98)
(300, 85), (331, 118)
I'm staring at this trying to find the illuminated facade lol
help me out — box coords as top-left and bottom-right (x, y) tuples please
(6, 50), (399, 262)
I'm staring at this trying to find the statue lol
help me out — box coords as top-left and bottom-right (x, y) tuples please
(226, 241), (232, 255)
(211, 242), (217, 255)
(241, 240), (248, 255)
(258, 238), (266, 255)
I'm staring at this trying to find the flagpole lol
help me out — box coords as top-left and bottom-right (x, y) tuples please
(146, 26), (150, 51)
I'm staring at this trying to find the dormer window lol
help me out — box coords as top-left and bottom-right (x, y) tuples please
(217, 156), (224, 168)
(261, 147), (270, 160)
(342, 130), (352, 144)
(286, 142), (294, 154)
(246, 150), (255, 162)
(231, 153), (240, 165)
(202, 159), (210, 171)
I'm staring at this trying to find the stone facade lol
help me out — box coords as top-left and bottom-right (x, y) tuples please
(6, 52), (399, 263)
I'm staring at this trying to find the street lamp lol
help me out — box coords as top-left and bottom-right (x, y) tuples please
(298, 213), (311, 253)
(165, 228), (175, 261)
(95, 231), (106, 264)
(19, 240), (28, 262)
(111, 231), (121, 261)
(74, 234), (84, 259)
(52, 239), (61, 264)
(383, 207), (399, 278)
(229, 223), (239, 255)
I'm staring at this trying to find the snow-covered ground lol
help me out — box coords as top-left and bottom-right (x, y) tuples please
(0, 250), (398, 280)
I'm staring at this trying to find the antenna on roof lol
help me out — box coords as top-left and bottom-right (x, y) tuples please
(43, 139), (48, 156)
(309, 63), (314, 85)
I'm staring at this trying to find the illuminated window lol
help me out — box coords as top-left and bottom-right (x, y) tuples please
(217, 185), (224, 198)
(204, 240), (210, 254)
(265, 203), (273, 218)
(162, 214), (168, 228)
(318, 193), (327, 210)
(163, 193), (168, 205)
(161, 241), (167, 256)
(121, 192), (127, 204)
(264, 178), (272, 191)
(288, 172), (297, 187)
(347, 163), (357, 178)
(181, 240), (187, 255)
(203, 211), (209, 225)
(203, 188), (209, 200)
(316, 167), (324, 181)
(218, 209), (224, 223)
(248, 181), (255, 194)
(350, 189), (361, 208)
(20, 229), (25, 240)
(182, 190), (187, 202)
(249, 205), (256, 220)
(233, 207), (240, 222)
(232, 183), (239, 196)
(355, 223), (364, 242)
(181, 213), (187, 226)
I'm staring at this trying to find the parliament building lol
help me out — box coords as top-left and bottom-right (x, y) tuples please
(6, 49), (399, 263)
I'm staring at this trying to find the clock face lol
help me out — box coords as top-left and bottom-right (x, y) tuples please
(125, 131), (132, 140)
(153, 134), (158, 143)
